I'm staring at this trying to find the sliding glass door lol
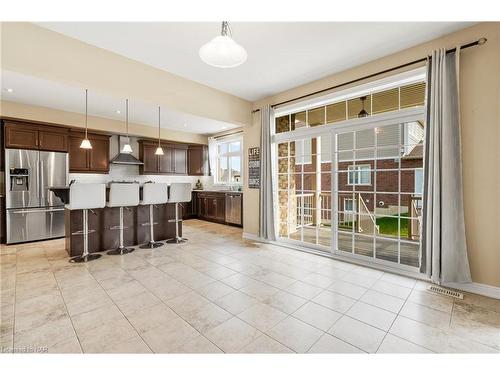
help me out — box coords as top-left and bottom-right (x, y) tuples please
(275, 116), (425, 271)
(332, 120), (424, 269)
(277, 134), (332, 249)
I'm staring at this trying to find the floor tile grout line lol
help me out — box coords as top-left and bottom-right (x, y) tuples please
(52, 263), (85, 353)
(83, 262), (156, 353)
(111, 247), (229, 353)
(373, 284), (410, 353)
(126, 240), (327, 353)
(10, 248), (17, 352)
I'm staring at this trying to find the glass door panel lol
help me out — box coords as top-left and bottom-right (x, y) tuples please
(331, 121), (424, 269)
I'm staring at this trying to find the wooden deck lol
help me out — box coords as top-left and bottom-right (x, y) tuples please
(287, 227), (420, 267)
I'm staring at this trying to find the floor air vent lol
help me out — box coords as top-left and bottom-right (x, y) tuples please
(428, 285), (463, 299)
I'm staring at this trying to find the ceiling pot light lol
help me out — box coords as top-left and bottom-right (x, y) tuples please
(116, 110), (121, 114)
(154, 106), (164, 156)
(6, 88), (14, 93)
(199, 21), (247, 68)
(121, 99), (133, 153)
(80, 89), (92, 149)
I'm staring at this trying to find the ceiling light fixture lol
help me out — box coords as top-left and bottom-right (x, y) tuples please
(116, 110), (121, 114)
(121, 99), (133, 153)
(6, 88), (14, 93)
(358, 96), (369, 118)
(199, 21), (247, 68)
(154, 106), (164, 156)
(80, 89), (92, 149)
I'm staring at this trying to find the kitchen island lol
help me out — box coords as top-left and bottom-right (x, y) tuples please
(50, 186), (181, 257)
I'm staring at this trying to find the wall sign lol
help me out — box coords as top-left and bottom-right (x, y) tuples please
(248, 147), (260, 189)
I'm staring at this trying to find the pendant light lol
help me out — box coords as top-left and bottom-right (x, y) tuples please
(199, 21), (247, 68)
(80, 89), (92, 149)
(154, 106), (164, 155)
(358, 96), (369, 118)
(121, 99), (133, 153)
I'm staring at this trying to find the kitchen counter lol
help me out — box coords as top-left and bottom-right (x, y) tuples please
(192, 189), (243, 194)
(54, 185), (182, 257)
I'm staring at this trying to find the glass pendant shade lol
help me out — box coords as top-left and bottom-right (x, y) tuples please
(80, 89), (92, 149)
(121, 99), (133, 153)
(80, 138), (92, 149)
(199, 21), (247, 69)
(121, 142), (133, 153)
(155, 146), (164, 155)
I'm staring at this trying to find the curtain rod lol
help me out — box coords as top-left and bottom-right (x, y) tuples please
(211, 130), (243, 139)
(251, 37), (487, 114)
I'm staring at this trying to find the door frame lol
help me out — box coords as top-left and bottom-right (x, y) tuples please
(272, 106), (426, 275)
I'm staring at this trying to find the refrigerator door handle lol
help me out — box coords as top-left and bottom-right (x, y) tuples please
(39, 157), (44, 205)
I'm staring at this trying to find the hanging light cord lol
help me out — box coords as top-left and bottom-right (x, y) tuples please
(158, 106), (161, 147)
(85, 88), (88, 139)
(126, 98), (129, 139)
(221, 21), (232, 37)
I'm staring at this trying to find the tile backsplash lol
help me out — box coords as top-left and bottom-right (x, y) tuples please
(70, 162), (215, 188)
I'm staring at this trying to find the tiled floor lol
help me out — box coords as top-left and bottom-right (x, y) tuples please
(1, 219), (499, 353)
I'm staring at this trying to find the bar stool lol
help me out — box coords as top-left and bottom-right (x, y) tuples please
(166, 183), (192, 244)
(67, 183), (106, 263)
(139, 183), (168, 249)
(107, 183), (140, 255)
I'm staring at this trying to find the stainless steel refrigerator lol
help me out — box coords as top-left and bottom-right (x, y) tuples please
(5, 149), (68, 244)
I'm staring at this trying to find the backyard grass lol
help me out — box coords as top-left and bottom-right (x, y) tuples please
(339, 213), (410, 238)
(376, 214), (409, 238)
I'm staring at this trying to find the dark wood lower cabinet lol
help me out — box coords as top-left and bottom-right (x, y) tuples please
(0, 197), (5, 244)
(65, 204), (180, 257)
(191, 191), (242, 226)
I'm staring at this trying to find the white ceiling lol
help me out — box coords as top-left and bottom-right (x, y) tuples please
(38, 22), (472, 101)
(1, 70), (238, 135)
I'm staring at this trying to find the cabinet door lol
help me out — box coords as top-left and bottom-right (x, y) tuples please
(69, 135), (89, 172)
(208, 197), (217, 219)
(89, 137), (109, 172)
(215, 196), (226, 221)
(188, 146), (207, 175)
(39, 128), (68, 152)
(141, 143), (159, 174)
(173, 148), (187, 175)
(5, 123), (39, 150)
(159, 147), (173, 174)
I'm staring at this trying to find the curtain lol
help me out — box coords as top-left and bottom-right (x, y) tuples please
(259, 105), (277, 241)
(207, 136), (217, 179)
(421, 47), (471, 284)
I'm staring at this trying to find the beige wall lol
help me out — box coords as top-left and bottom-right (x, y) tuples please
(0, 22), (252, 127)
(0, 100), (209, 144)
(244, 22), (500, 287)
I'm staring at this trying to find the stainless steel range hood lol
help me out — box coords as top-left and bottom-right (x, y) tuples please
(110, 136), (144, 165)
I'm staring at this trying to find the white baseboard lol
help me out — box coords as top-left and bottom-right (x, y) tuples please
(443, 282), (500, 300)
(241, 232), (500, 300)
(242, 232), (265, 242)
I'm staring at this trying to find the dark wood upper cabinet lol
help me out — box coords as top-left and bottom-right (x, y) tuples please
(139, 141), (160, 174)
(139, 141), (189, 175)
(68, 130), (109, 173)
(39, 127), (69, 152)
(188, 145), (209, 176)
(4, 121), (69, 152)
(173, 147), (187, 175)
(158, 148), (173, 174)
(69, 135), (89, 171)
(4, 122), (40, 150)
(89, 137), (110, 172)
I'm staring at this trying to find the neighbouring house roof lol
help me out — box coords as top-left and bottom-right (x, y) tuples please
(402, 142), (424, 160)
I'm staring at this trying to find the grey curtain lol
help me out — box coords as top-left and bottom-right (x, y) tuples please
(421, 48), (471, 284)
(259, 105), (277, 241)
